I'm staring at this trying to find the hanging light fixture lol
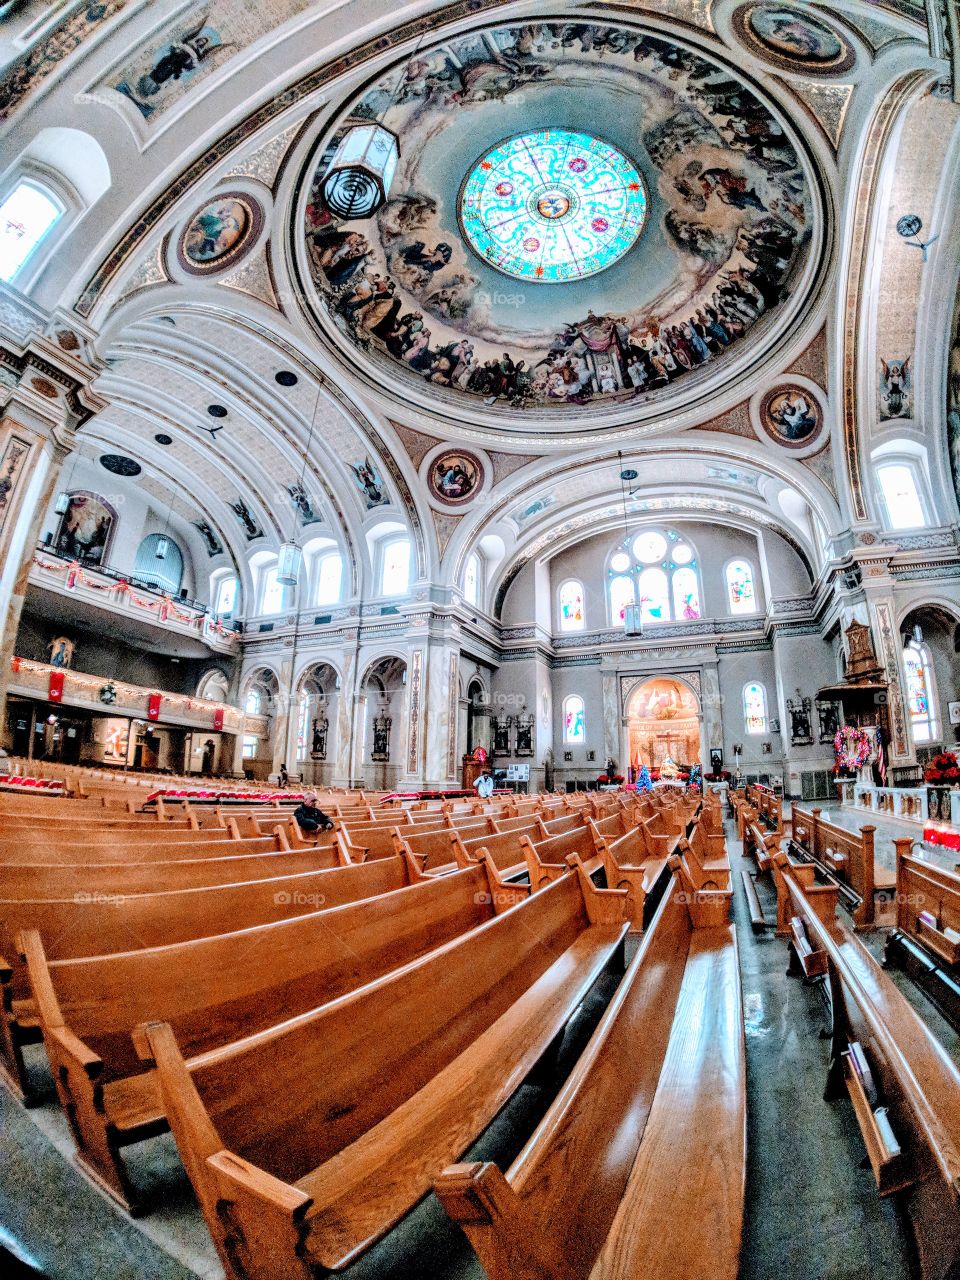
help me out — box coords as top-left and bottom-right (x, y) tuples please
(321, 124), (399, 220)
(319, 36), (427, 222)
(618, 453), (643, 638)
(156, 499), (173, 560)
(276, 383), (323, 588)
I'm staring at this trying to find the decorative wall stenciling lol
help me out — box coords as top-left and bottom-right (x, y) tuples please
(0, 1), (131, 122)
(732, 4), (856, 75)
(879, 356), (912, 420)
(872, 599), (910, 760)
(0, 434), (31, 538)
(948, 277), (960, 514)
(407, 648), (424, 773)
(427, 450), (484, 507)
(176, 193), (263, 276)
(303, 16), (815, 413)
(446, 651), (459, 779)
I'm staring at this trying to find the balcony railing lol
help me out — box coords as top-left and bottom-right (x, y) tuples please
(30, 546), (240, 650)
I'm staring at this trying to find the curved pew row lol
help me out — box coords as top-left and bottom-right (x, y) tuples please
(18, 859), (527, 1211)
(778, 857), (960, 1280)
(0, 855), (425, 1100)
(0, 827), (310, 863)
(436, 884), (744, 1280)
(137, 865), (632, 1277)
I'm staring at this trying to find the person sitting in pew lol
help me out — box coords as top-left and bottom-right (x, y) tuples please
(293, 792), (334, 834)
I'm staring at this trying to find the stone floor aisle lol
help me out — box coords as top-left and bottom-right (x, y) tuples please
(732, 822), (917, 1280)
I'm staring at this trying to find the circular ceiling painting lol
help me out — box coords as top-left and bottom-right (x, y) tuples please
(733, 5), (855, 74)
(459, 130), (647, 283)
(300, 19), (818, 418)
(177, 192), (262, 276)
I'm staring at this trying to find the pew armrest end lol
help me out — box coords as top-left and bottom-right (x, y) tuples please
(207, 1150), (313, 1217)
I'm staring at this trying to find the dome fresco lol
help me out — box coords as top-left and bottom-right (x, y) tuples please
(301, 19), (816, 413)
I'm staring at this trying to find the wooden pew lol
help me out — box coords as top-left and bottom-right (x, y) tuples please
(681, 823), (730, 890)
(454, 820), (546, 881)
(771, 851), (839, 938)
(884, 849), (960, 1030)
(136, 866), (629, 1276)
(790, 805), (894, 928)
(393, 820), (494, 876)
(520, 823), (602, 891)
(744, 819), (779, 873)
(590, 823), (674, 930)
(0, 856), (423, 1100)
(0, 843), (340, 900)
(435, 874), (745, 1280)
(0, 827), (300, 864)
(779, 858), (960, 1275)
(18, 858), (527, 1210)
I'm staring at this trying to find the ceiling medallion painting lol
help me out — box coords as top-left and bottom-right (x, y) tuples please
(426, 449), (485, 506)
(176, 191), (263, 276)
(732, 5), (856, 76)
(756, 381), (826, 452)
(301, 19), (816, 414)
(459, 130), (648, 283)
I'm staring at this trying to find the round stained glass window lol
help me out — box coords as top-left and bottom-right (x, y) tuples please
(610, 552), (631, 573)
(633, 532), (667, 564)
(459, 130), (647, 284)
(672, 544), (693, 565)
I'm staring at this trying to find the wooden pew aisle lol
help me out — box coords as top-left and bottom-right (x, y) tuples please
(776, 855), (960, 1280)
(436, 871), (744, 1280)
(17, 858), (528, 1209)
(137, 864), (632, 1276)
(790, 804), (896, 928)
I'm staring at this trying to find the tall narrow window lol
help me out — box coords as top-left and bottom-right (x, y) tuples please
(244, 689), (262, 715)
(0, 181), (61, 282)
(296, 694), (310, 763)
(260, 566), (286, 615)
(464, 554), (481, 607)
(609, 575), (635, 628)
(214, 575), (238, 617)
(903, 640), (938, 743)
(672, 567), (701, 620)
(877, 463), (926, 530)
(242, 734), (259, 759)
(726, 560), (756, 614)
(315, 553), (343, 606)
(563, 695), (585, 743)
(559, 579), (585, 632)
(637, 567), (669, 623)
(743, 682), (768, 735)
(381, 538), (411, 595)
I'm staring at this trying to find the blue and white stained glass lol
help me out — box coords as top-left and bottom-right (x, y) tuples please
(459, 130), (647, 284)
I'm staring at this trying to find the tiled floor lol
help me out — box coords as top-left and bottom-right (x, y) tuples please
(4, 817), (951, 1280)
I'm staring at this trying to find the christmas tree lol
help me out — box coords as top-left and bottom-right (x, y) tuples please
(637, 764), (653, 792)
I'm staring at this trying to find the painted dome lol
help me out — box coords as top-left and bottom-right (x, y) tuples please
(298, 18), (820, 424)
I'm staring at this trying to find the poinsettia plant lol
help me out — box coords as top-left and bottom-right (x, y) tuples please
(924, 751), (960, 784)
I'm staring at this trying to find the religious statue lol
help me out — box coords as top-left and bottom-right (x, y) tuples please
(372, 714), (392, 761)
(311, 715), (329, 760)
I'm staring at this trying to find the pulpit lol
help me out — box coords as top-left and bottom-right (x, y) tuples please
(462, 747), (488, 790)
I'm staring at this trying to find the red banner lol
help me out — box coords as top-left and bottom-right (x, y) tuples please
(147, 692), (162, 721)
(212, 708), (224, 732)
(48, 670), (64, 703)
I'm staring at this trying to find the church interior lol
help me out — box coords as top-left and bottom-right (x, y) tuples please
(1, 1), (960, 1277)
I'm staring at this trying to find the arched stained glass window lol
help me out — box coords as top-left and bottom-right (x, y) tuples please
(672, 567), (701, 620)
(726, 560), (756, 614)
(609, 575), (635, 628)
(607, 530), (702, 626)
(743, 682), (768, 735)
(316, 553), (343, 606)
(260, 566), (286, 615)
(563, 695), (585, 743)
(903, 641), (938, 743)
(296, 693), (310, 763)
(244, 689), (262, 715)
(638, 567), (669, 623)
(559, 579), (585, 632)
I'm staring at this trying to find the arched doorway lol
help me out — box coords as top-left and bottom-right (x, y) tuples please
(357, 656), (408, 788)
(624, 677), (703, 774)
(295, 662), (340, 786)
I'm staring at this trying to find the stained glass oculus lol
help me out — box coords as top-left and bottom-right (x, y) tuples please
(459, 130), (647, 284)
